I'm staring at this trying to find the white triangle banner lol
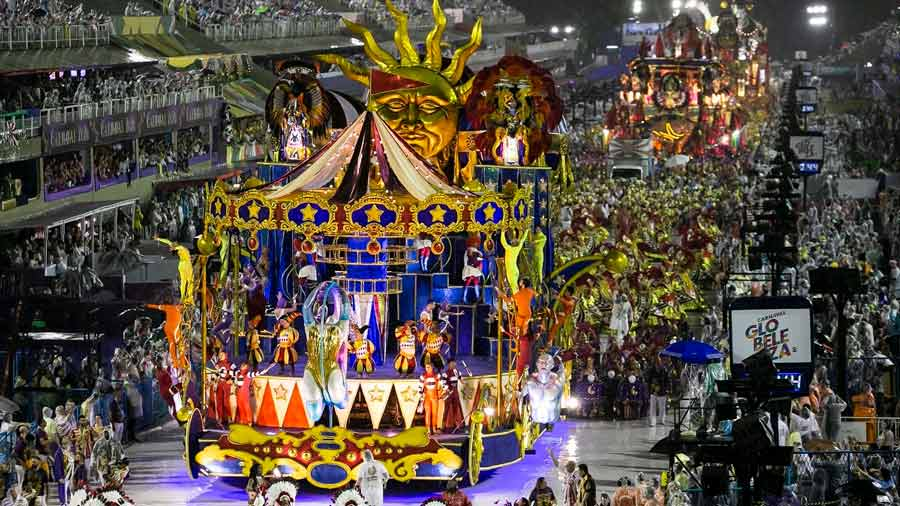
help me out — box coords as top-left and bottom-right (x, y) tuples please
(360, 381), (393, 430)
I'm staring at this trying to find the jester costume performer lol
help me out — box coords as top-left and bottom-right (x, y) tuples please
(274, 313), (301, 374)
(394, 321), (418, 377)
(420, 327), (447, 371)
(348, 324), (375, 377)
(246, 327), (264, 372)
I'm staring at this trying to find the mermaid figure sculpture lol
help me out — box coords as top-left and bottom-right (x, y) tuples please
(299, 281), (352, 423)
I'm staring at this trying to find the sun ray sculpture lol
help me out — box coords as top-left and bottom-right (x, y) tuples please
(317, 0), (482, 166)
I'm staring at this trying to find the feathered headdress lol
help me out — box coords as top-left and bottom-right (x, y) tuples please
(266, 480), (298, 506)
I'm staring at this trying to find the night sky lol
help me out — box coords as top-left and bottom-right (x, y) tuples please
(505, 0), (898, 59)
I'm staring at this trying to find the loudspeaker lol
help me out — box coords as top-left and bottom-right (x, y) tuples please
(809, 267), (861, 294)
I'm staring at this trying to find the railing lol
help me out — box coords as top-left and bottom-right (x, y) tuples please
(0, 23), (112, 51)
(40, 85), (220, 124)
(203, 17), (342, 42)
(0, 115), (41, 139)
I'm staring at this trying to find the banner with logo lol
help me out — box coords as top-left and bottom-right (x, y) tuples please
(42, 100), (224, 156)
(182, 99), (222, 128)
(96, 112), (140, 143)
(142, 106), (181, 136)
(43, 120), (92, 154)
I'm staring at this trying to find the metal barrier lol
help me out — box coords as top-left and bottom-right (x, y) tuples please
(841, 416), (900, 443)
(41, 86), (220, 124)
(0, 23), (112, 51)
(0, 116), (41, 138)
(12, 378), (169, 431)
(203, 17), (342, 41)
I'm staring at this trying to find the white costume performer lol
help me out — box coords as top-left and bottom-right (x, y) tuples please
(609, 293), (633, 344)
(524, 354), (563, 424)
(355, 450), (389, 506)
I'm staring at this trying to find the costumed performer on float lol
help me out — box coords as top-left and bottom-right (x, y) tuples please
(354, 449), (390, 506)
(415, 233), (433, 272)
(235, 362), (275, 425)
(273, 313), (301, 375)
(419, 361), (445, 435)
(462, 235), (485, 303)
(299, 281), (351, 423)
(348, 323), (375, 378)
(156, 237), (194, 306)
(524, 353), (563, 425)
(500, 228), (529, 291)
(394, 320), (418, 378)
(211, 351), (237, 424)
(442, 357), (464, 432)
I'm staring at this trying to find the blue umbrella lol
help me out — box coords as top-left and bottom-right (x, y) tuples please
(660, 339), (724, 364)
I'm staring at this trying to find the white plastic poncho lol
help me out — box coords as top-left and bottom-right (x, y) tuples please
(355, 451), (389, 506)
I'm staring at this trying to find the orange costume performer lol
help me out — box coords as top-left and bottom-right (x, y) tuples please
(348, 324), (375, 377)
(234, 363), (267, 425)
(499, 280), (537, 337)
(394, 321), (418, 377)
(274, 313), (301, 374)
(419, 362), (445, 434)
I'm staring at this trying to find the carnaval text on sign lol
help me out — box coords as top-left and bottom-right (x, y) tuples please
(730, 308), (812, 365)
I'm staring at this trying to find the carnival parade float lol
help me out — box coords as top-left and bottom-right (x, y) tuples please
(158, 0), (575, 491)
(604, 2), (769, 159)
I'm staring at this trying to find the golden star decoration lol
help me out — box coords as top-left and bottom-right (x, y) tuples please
(214, 199), (224, 215)
(517, 201), (527, 217)
(300, 204), (317, 222)
(428, 205), (447, 224)
(367, 385), (386, 403)
(364, 205), (384, 224)
(538, 179), (548, 192)
(253, 381), (265, 399)
(482, 203), (497, 222)
(399, 385), (418, 403)
(247, 201), (262, 220)
(273, 383), (289, 401)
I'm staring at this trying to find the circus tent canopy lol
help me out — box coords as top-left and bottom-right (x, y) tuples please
(267, 111), (470, 203)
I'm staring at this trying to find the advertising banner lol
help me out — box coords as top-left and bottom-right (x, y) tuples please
(182, 99), (222, 128)
(43, 120), (92, 154)
(729, 299), (813, 365)
(97, 112), (140, 143)
(622, 22), (664, 46)
(43, 100), (223, 156)
(142, 106), (180, 135)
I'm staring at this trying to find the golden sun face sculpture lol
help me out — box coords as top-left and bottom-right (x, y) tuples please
(318, 0), (482, 162)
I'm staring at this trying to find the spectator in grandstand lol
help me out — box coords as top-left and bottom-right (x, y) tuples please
(44, 153), (88, 194)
